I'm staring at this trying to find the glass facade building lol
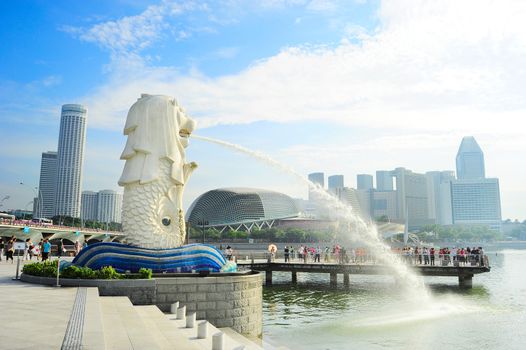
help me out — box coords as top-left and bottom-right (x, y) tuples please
(451, 179), (502, 231)
(55, 104), (87, 217)
(37, 151), (57, 219)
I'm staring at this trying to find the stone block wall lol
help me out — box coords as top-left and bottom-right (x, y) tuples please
(154, 273), (263, 337)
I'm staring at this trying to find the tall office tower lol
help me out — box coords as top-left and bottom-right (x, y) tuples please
(97, 190), (123, 224)
(392, 167), (431, 229)
(426, 171), (455, 225)
(456, 136), (485, 180)
(451, 136), (502, 231)
(328, 175), (344, 191)
(376, 171), (393, 191)
(307, 172), (325, 218)
(37, 151), (57, 218)
(357, 174), (374, 190)
(451, 179), (501, 231)
(81, 191), (98, 221)
(55, 104), (87, 218)
(372, 190), (398, 221)
(307, 172), (324, 199)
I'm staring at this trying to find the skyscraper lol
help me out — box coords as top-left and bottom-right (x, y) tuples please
(55, 104), (87, 218)
(37, 151), (57, 218)
(307, 172), (324, 201)
(456, 136), (485, 180)
(376, 171), (394, 191)
(451, 136), (502, 231)
(357, 174), (373, 190)
(328, 175), (344, 191)
(451, 179), (501, 230)
(391, 167), (431, 228)
(426, 171), (455, 225)
(97, 190), (123, 224)
(308, 172), (324, 188)
(81, 191), (98, 221)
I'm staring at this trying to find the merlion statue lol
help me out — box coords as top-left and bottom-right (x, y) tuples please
(118, 94), (197, 248)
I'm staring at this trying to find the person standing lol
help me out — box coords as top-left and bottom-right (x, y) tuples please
(42, 239), (51, 261)
(430, 247), (435, 266)
(284, 246), (290, 263)
(74, 240), (81, 256)
(0, 238), (4, 261)
(57, 239), (64, 258)
(24, 238), (31, 260)
(6, 238), (15, 263)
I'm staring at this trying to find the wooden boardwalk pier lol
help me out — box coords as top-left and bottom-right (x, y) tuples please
(237, 260), (491, 289)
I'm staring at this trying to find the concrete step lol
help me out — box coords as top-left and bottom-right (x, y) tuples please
(133, 305), (201, 350)
(82, 287), (107, 350)
(219, 327), (265, 350)
(100, 296), (163, 350)
(165, 312), (263, 350)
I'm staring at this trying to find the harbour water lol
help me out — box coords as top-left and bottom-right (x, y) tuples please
(262, 248), (526, 350)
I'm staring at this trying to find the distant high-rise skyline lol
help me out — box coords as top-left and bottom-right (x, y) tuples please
(97, 190), (122, 223)
(328, 175), (344, 190)
(451, 136), (502, 231)
(55, 104), (87, 218)
(456, 136), (485, 180)
(357, 174), (373, 191)
(81, 190), (122, 223)
(376, 171), (394, 191)
(37, 151), (57, 218)
(81, 191), (98, 221)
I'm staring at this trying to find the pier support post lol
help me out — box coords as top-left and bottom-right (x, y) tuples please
(459, 275), (473, 289)
(292, 271), (297, 284)
(343, 273), (350, 287)
(266, 270), (273, 285)
(330, 272), (337, 287)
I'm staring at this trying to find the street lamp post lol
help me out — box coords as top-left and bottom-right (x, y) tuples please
(19, 182), (42, 221)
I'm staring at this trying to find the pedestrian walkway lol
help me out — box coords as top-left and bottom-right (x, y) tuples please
(0, 258), (275, 349)
(0, 260), (77, 349)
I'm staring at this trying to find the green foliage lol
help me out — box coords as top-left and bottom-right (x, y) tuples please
(96, 266), (122, 279)
(60, 265), (96, 279)
(22, 260), (58, 277)
(416, 224), (503, 242)
(138, 268), (153, 279)
(50, 216), (122, 231)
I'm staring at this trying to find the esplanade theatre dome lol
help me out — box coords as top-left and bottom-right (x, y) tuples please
(187, 188), (299, 231)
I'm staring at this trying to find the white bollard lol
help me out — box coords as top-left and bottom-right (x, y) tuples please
(186, 312), (196, 328)
(197, 321), (208, 339)
(170, 301), (179, 314)
(176, 306), (186, 320)
(212, 332), (224, 350)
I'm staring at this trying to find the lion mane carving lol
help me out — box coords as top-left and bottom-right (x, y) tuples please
(118, 94), (197, 248)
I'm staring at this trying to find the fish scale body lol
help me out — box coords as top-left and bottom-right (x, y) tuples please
(121, 159), (185, 248)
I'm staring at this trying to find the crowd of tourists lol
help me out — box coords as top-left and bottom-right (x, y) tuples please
(261, 244), (487, 267)
(396, 246), (486, 267)
(0, 237), (87, 262)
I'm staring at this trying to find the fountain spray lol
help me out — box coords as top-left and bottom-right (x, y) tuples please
(192, 134), (430, 301)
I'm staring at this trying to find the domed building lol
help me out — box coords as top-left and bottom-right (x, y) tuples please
(186, 188), (299, 232)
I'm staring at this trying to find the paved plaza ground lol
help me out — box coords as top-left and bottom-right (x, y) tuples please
(0, 257), (77, 349)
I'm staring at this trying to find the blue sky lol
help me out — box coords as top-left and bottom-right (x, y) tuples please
(1, 0), (525, 220)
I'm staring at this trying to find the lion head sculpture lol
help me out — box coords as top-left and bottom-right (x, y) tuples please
(118, 94), (197, 248)
(119, 94), (196, 186)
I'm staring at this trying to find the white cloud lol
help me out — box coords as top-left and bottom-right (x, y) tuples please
(60, 0), (526, 219)
(64, 1), (199, 54)
(80, 0), (526, 138)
